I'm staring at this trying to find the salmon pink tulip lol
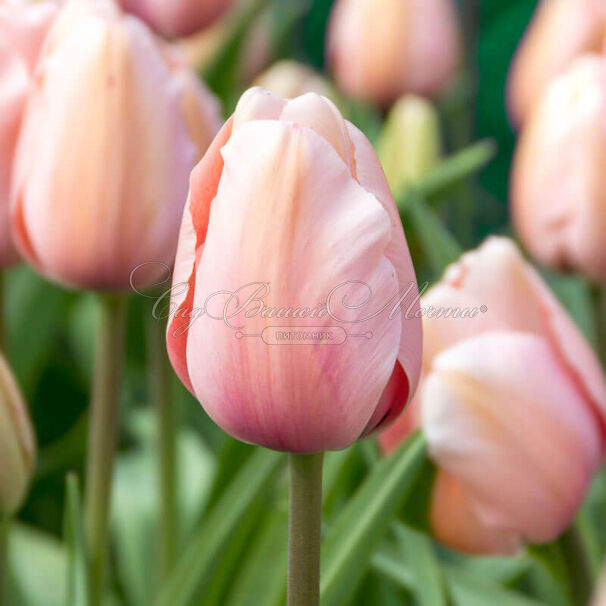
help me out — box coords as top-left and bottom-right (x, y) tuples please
(166, 87), (423, 453)
(381, 237), (606, 554)
(0, 0), (57, 267)
(327, 0), (461, 106)
(511, 55), (606, 282)
(507, 0), (606, 127)
(119, 0), (233, 38)
(11, 0), (221, 291)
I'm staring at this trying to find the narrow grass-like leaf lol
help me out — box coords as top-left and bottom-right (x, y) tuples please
(320, 432), (427, 606)
(154, 449), (285, 606)
(63, 473), (89, 606)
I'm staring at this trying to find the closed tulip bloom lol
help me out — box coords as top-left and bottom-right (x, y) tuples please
(0, 353), (36, 517)
(254, 60), (338, 103)
(11, 0), (221, 291)
(167, 87), (422, 453)
(377, 95), (441, 194)
(392, 237), (606, 554)
(0, 1), (57, 267)
(119, 0), (233, 38)
(327, 0), (461, 106)
(507, 0), (606, 127)
(511, 55), (606, 282)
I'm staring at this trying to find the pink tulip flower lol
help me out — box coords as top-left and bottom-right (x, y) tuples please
(11, 0), (221, 291)
(511, 55), (606, 282)
(381, 237), (606, 554)
(507, 0), (606, 127)
(0, 0), (57, 268)
(119, 0), (233, 38)
(166, 87), (423, 453)
(327, 0), (461, 107)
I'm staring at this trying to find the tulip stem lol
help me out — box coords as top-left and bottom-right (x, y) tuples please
(288, 452), (324, 606)
(0, 517), (7, 605)
(84, 294), (126, 606)
(147, 314), (177, 580)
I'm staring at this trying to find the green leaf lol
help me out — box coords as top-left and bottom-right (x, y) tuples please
(9, 524), (67, 606)
(405, 194), (463, 278)
(153, 448), (285, 606)
(444, 566), (549, 606)
(320, 432), (427, 606)
(391, 523), (447, 606)
(63, 473), (89, 606)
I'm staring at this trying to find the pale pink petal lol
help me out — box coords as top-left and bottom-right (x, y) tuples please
(422, 331), (601, 544)
(185, 120), (402, 452)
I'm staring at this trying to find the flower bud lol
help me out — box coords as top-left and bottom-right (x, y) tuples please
(167, 87), (423, 453)
(254, 60), (338, 103)
(327, 0), (461, 106)
(507, 0), (606, 127)
(382, 236), (606, 554)
(11, 0), (221, 291)
(376, 95), (441, 194)
(511, 55), (606, 281)
(0, 354), (36, 517)
(0, 1), (57, 268)
(119, 0), (234, 38)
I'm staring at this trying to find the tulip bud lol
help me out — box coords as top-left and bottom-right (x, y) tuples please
(0, 354), (36, 517)
(511, 55), (606, 282)
(0, 1), (57, 268)
(11, 0), (221, 291)
(384, 236), (606, 554)
(507, 0), (606, 127)
(254, 61), (339, 103)
(167, 87), (423, 453)
(376, 95), (441, 194)
(119, 0), (234, 38)
(327, 0), (461, 107)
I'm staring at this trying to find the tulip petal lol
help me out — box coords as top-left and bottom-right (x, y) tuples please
(185, 120), (402, 452)
(422, 331), (601, 545)
(430, 470), (522, 556)
(347, 122), (422, 407)
(166, 118), (233, 393)
(423, 237), (606, 439)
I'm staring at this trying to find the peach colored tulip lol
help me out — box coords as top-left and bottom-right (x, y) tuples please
(254, 61), (338, 103)
(327, 0), (461, 107)
(0, 353), (36, 517)
(166, 87), (422, 453)
(11, 0), (221, 291)
(511, 55), (606, 282)
(592, 565), (606, 606)
(0, 0), (57, 267)
(119, 0), (233, 38)
(507, 0), (606, 127)
(383, 237), (606, 554)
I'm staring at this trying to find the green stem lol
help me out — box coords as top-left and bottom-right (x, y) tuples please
(84, 294), (126, 606)
(147, 314), (177, 580)
(288, 453), (324, 606)
(0, 518), (7, 606)
(560, 524), (595, 606)
(0, 271), (6, 352)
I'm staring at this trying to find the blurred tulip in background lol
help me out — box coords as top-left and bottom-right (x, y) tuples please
(254, 60), (338, 102)
(381, 237), (606, 554)
(119, 0), (234, 38)
(511, 55), (606, 282)
(0, 1), (57, 268)
(10, 0), (221, 291)
(377, 95), (442, 194)
(507, 0), (606, 127)
(167, 87), (422, 453)
(0, 353), (35, 518)
(327, 0), (461, 106)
